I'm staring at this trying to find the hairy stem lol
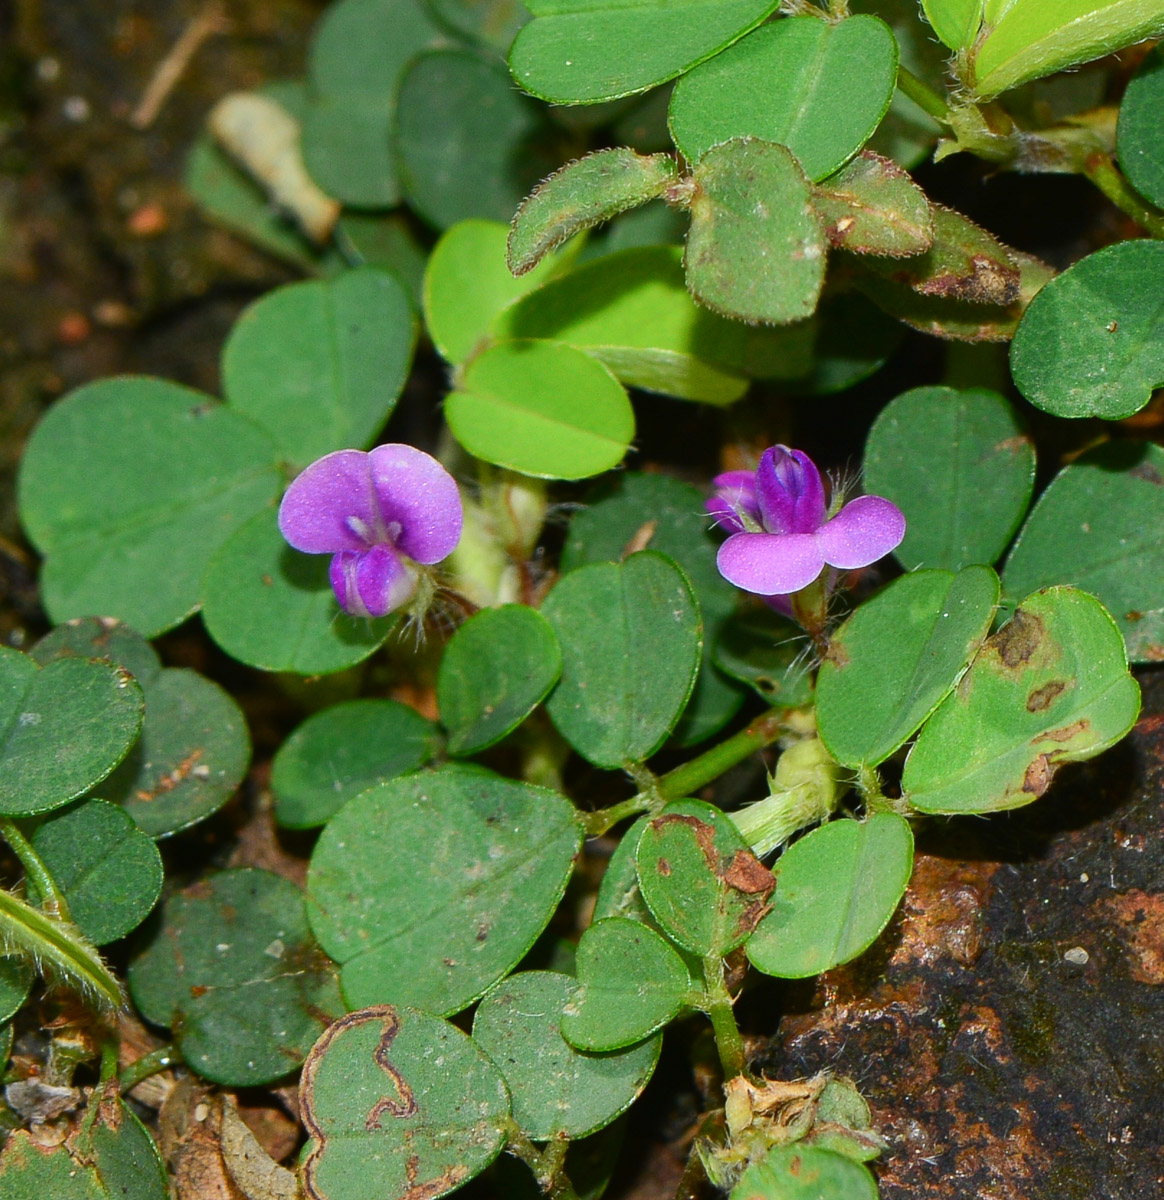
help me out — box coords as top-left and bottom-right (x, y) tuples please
(897, 65), (950, 124)
(119, 1044), (183, 1093)
(702, 955), (747, 1080)
(1081, 151), (1164, 238)
(0, 818), (71, 920)
(504, 1127), (582, 1200)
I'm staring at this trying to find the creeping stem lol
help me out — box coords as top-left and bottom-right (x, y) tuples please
(119, 1043), (183, 1093)
(504, 1126), (582, 1200)
(0, 818), (71, 920)
(896, 65), (950, 124)
(701, 955), (747, 1080)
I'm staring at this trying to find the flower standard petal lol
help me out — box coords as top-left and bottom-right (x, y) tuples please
(367, 444), (463, 565)
(815, 495), (906, 570)
(707, 470), (761, 533)
(716, 532), (825, 596)
(278, 449), (381, 554)
(329, 545), (416, 618)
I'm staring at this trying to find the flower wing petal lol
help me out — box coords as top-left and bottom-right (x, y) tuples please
(329, 546), (415, 618)
(278, 450), (378, 554)
(707, 470), (760, 533)
(815, 496), (906, 569)
(368, 444), (463, 564)
(717, 532), (824, 596)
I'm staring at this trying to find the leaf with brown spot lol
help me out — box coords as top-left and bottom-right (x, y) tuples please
(812, 152), (933, 258)
(905, 588), (1140, 813)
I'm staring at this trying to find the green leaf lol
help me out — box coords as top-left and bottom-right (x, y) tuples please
(334, 214), (427, 308)
(397, 48), (556, 230)
(306, 765), (582, 1013)
(427, 0), (531, 49)
(200, 507), (396, 674)
(185, 82), (325, 272)
(438, 605), (561, 755)
(1002, 441), (1164, 663)
(0, 956), (32, 1023)
(424, 219), (577, 365)
(18, 378), (281, 637)
(222, 269), (416, 468)
(903, 587), (1141, 813)
(508, 148), (679, 275)
(473, 970), (660, 1139)
(685, 139), (826, 325)
(669, 16), (899, 182)
(0, 650), (143, 818)
(542, 552), (702, 767)
(496, 245), (817, 403)
(816, 567), (1000, 768)
(713, 608), (814, 708)
(921, 0), (983, 49)
(33, 617), (252, 838)
(490, 1121), (626, 1200)
(730, 1144), (878, 1200)
(300, 1005), (509, 1200)
(128, 868), (343, 1086)
(972, 0), (1164, 99)
(272, 699), (439, 830)
(1010, 240), (1164, 419)
(0, 1095), (169, 1200)
(792, 293), (903, 394)
(30, 799), (163, 945)
(445, 340), (634, 480)
(863, 386), (1035, 571)
(636, 799), (774, 957)
(746, 814), (913, 978)
(562, 918), (689, 1051)
(509, 0), (780, 105)
(812, 152), (933, 257)
(1117, 45), (1164, 208)
(301, 0), (445, 208)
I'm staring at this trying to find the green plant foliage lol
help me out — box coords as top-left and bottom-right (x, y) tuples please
(746, 814), (913, 979)
(542, 552), (702, 766)
(299, 1005), (510, 1200)
(397, 48), (556, 229)
(222, 269), (417, 468)
(306, 765), (582, 1012)
(816, 567), (999, 768)
(508, 148), (679, 274)
(30, 800), (162, 945)
(593, 817), (654, 926)
(438, 605), (561, 754)
(903, 587), (1141, 813)
(1003, 441), (1164, 663)
(636, 799), (774, 958)
(921, 0), (983, 50)
(445, 340), (635, 479)
(713, 609), (814, 708)
(1010, 240), (1164, 419)
(971, 0), (1164, 99)
(812, 152), (934, 258)
(685, 139), (826, 325)
(424, 219), (575, 364)
(200, 508), (397, 674)
(562, 918), (690, 1051)
(491, 1121), (626, 1200)
(33, 617), (251, 838)
(0, 649), (143, 818)
(128, 868), (344, 1085)
(509, 0), (780, 105)
(669, 16), (899, 182)
(18, 378), (281, 637)
(1117, 45), (1164, 207)
(0, 956), (32, 1023)
(863, 386), (1036, 571)
(302, 0), (445, 208)
(560, 470), (744, 745)
(729, 1143), (878, 1200)
(0, 1093), (169, 1200)
(334, 213), (428, 306)
(272, 699), (439, 829)
(427, 0), (531, 49)
(474, 970), (661, 1139)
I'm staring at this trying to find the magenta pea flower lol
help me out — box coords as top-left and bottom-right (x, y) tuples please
(278, 444), (463, 618)
(706, 446), (905, 597)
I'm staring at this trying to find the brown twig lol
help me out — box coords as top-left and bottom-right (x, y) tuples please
(130, 1), (229, 130)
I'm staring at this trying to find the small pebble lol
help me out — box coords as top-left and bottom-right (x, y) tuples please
(63, 95), (90, 122)
(1064, 946), (1090, 966)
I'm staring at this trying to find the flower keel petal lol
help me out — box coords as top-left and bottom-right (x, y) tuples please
(815, 495), (906, 569)
(329, 545), (415, 618)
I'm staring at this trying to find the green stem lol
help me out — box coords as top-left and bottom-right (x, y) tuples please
(1081, 151), (1164, 238)
(0, 887), (122, 1013)
(504, 1128), (581, 1200)
(0, 819), (71, 921)
(582, 707), (796, 837)
(119, 1044), (182, 1093)
(701, 955), (746, 1080)
(897, 65), (950, 124)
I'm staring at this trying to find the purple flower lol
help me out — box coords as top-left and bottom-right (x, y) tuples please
(278, 445), (463, 618)
(706, 446), (905, 597)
